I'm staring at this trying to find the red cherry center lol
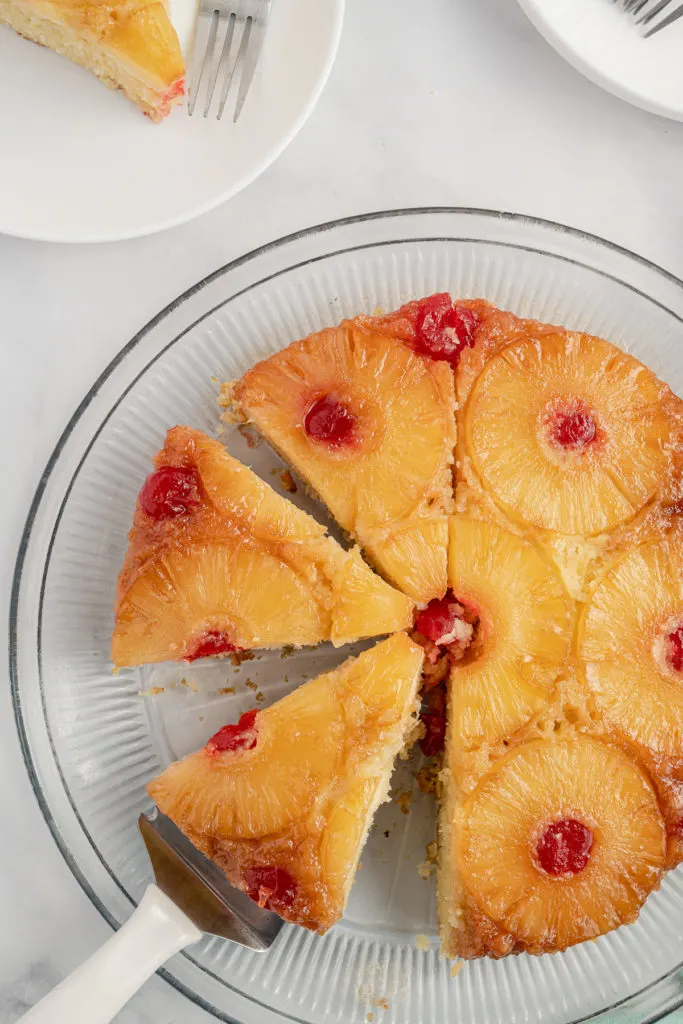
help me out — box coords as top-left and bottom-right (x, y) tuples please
(243, 866), (297, 909)
(415, 591), (470, 647)
(666, 625), (683, 674)
(548, 407), (597, 451)
(419, 684), (446, 758)
(536, 819), (593, 876)
(140, 465), (201, 520)
(303, 394), (358, 448)
(414, 293), (480, 367)
(208, 709), (259, 753)
(184, 630), (237, 663)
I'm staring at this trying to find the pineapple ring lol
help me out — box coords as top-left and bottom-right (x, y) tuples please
(232, 322), (456, 602)
(447, 518), (572, 748)
(465, 331), (671, 534)
(234, 324), (455, 528)
(578, 535), (683, 756)
(458, 737), (666, 952)
(149, 680), (347, 839)
(112, 541), (328, 668)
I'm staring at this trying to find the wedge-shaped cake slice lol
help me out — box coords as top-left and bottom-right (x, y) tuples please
(112, 427), (413, 669)
(147, 633), (424, 932)
(227, 298), (460, 604)
(0, 0), (185, 121)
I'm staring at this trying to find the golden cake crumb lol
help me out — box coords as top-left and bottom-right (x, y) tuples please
(230, 650), (254, 667)
(280, 469), (297, 493)
(395, 790), (412, 815)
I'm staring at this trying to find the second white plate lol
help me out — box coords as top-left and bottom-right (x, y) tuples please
(518, 0), (683, 121)
(0, 0), (343, 242)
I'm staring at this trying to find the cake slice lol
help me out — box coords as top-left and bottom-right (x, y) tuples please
(147, 633), (424, 932)
(0, 0), (185, 121)
(111, 427), (413, 669)
(226, 299), (460, 604)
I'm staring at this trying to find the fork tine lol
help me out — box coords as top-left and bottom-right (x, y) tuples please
(203, 11), (237, 117)
(644, 0), (683, 33)
(217, 15), (252, 120)
(638, 0), (673, 23)
(232, 14), (267, 122)
(188, 8), (219, 116)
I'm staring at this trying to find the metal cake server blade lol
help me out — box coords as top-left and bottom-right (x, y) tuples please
(138, 808), (283, 949)
(17, 809), (283, 1024)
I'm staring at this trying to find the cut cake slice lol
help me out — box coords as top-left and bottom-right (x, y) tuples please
(0, 0), (185, 120)
(226, 299), (461, 604)
(112, 426), (413, 669)
(147, 634), (424, 932)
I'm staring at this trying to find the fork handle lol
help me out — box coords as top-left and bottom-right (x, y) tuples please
(17, 885), (201, 1024)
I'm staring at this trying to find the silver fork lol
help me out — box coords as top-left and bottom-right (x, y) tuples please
(188, 0), (272, 121)
(615, 0), (683, 36)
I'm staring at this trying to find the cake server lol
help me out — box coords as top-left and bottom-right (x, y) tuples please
(17, 808), (283, 1024)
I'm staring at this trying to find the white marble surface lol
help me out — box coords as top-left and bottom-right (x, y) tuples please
(2, 0), (683, 1021)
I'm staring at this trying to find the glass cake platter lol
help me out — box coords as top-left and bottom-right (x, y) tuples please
(10, 209), (683, 1024)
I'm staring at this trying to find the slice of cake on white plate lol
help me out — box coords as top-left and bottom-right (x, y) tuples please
(0, 0), (185, 120)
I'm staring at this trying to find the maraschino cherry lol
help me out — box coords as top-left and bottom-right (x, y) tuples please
(140, 465), (201, 519)
(207, 709), (259, 753)
(413, 293), (480, 367)
(304, 395), (358, 448)
(536, 819), (593, 876)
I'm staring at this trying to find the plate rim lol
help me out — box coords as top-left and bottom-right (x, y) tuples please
(516, 0), (683, 123)
(0, 0), (345, 244)
(10, 207), (683, 1024)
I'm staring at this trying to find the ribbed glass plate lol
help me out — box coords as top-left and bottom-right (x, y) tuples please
(11, 210), (683, 1024)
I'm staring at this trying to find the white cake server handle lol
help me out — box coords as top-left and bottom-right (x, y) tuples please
(17, 885), (200, 1024)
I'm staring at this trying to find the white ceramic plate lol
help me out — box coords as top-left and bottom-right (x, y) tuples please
(11, 211), (683, 1024)
(0, 0), (344, 243)
(517, 0), (683, 121)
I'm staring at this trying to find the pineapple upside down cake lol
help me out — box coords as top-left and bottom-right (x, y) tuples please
(114, 293), (683, 959)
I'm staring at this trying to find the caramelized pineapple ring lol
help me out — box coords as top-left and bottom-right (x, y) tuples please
(447, 518), (572, 748)
(458, 737), (665, 952)
(579, 534), (683, 756)
(113, 541), (326, 667)
(232, 321), (456, 602)
(466, 332), (671, 534)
